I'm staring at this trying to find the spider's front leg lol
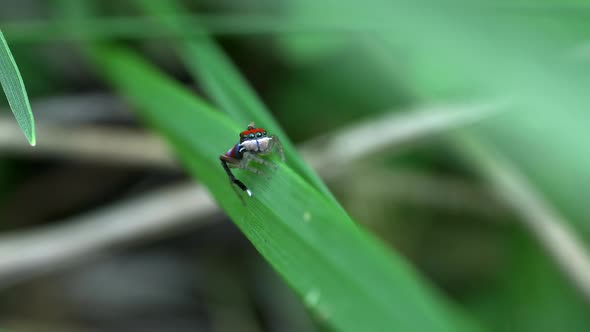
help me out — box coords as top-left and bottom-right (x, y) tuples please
(269, 135), (286, 162)
(239, 152), (272, 179)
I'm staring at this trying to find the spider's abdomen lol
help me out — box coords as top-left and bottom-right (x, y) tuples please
(225, 143), (242, 159)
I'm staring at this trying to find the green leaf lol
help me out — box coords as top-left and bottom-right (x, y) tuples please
(86, 44), (475, 332)
(0, 29), (35, 146)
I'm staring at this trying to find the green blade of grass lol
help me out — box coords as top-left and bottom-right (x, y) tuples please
(86, 43), (475, 332)
(6, 3), (590, 43)
(132, 0), (336, 203)
(0, 29), (35, 146)
(1, 15), (372, 43)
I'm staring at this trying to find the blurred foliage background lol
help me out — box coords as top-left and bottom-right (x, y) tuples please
(1, 0), (590, 331)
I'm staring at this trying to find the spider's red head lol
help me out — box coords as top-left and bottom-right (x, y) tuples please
(240, 122), (267, 142)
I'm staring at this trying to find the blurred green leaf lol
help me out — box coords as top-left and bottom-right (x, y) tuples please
(0, 14), (391, 43)
(502, 232), (590, 332)
(276, 0), (590, 238)
(1, 2), (589, 43)
(86, 43), (476, 332)
(467, 228), (590, 332)
(0, 29), (35, 146)
(267, 46), (413, 141)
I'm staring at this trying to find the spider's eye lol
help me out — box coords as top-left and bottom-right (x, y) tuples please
(263, 131), (267, 136)
(256, 132), (262, 137)
(249, 133), (255, 138)
(242, 135), (247, 139)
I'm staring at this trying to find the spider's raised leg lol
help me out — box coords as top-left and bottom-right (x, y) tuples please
(220, 156), (252, 197)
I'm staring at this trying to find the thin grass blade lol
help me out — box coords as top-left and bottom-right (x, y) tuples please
(0, 29), (35, 146)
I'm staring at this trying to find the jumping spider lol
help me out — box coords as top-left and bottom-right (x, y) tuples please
(220, 122), (285, 198)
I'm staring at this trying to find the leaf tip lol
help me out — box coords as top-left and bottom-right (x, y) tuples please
(28, 134), (36, 147)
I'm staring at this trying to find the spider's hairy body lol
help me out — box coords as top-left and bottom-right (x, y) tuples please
(219, 122), (285, 200)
